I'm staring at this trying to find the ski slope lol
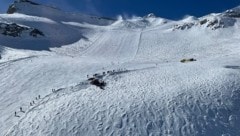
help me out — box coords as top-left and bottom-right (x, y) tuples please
(1, 1), (240, 136)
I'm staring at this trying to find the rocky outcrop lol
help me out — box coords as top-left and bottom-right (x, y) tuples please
(29, 29), (44, 37)
(173, 23), (195, 30)
(173, 6), (240, 31)
(0, 23), (44, 38)
(173, 16), (236, 31)
(199, 18), (225, 29)
(7, 4), (17, 14)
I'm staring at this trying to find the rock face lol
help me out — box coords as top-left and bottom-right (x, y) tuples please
(0, 23), (44, 38)
(7, 4), (17, 14)
(173, 23), (195, 30)
(29, 29), (44, 37)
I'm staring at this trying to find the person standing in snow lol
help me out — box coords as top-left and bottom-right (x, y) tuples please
(20, 107), (23, 112)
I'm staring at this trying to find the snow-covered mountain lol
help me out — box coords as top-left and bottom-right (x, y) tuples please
(173, 7), (240, 31)
(1, 1), (240, 136)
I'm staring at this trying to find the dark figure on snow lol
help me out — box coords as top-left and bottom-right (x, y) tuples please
(20, 107), (24, 112)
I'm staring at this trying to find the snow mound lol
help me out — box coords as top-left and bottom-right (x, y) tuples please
(111, 16), (168, 29)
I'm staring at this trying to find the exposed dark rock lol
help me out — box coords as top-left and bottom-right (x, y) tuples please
(90, 78), (106, 90)
(30, 29), (44, 37)
(7, 4), (17, 14)
(207, 19), (219, 27)
(199, 19), (208, 25)
(173, 16), (236, 31)
(0, 22), (44, 38)
(173, 23), (195, 30)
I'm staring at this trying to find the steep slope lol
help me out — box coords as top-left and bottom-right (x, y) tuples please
(0, 13), (82, 50)
(0, 0), (114, 50)
(7, 0), (114, 25)
(1, 2), (240, 136)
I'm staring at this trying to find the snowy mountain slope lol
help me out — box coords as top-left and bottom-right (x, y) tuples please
(173, 7), (240, 31)
(7, 0), (114, 25)
(0, 0), (114, 50)
(0, 13), (91, 50)
(1, 2), (240, 136)
(5, 57), (240, 136)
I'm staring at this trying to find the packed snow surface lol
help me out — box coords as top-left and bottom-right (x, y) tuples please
(1, 2), (240, 136)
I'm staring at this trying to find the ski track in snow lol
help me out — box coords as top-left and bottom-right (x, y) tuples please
(81, 29), (142, 64)
(1, 3), (240, 136)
